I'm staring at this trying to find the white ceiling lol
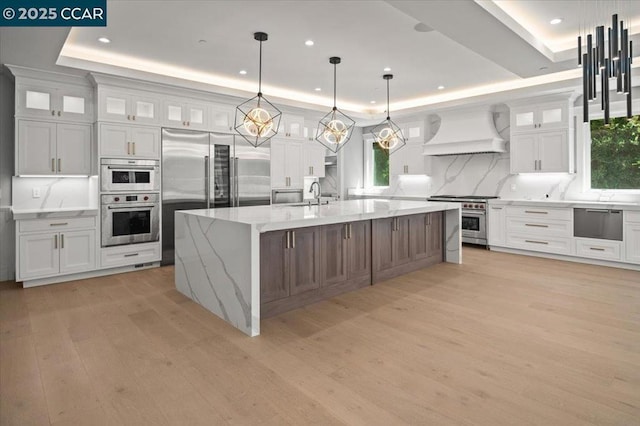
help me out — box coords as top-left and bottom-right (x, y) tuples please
(53, 0), (640, 114)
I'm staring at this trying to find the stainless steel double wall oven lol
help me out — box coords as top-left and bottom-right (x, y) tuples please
(100, 158), (161, 247)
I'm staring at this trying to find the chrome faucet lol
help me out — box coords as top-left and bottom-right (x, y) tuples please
(309, 181), (321, 205)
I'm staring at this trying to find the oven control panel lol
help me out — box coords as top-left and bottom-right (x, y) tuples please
(462, 203), (485, 210)
(101, 193), (159, 204)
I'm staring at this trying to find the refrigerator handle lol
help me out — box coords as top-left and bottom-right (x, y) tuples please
(229, 154), (235, 207)
(234, 157), (239, 207)
(204, 155), (210, 209)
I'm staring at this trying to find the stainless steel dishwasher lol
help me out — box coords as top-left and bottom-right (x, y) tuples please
(573, 208), (623, 240)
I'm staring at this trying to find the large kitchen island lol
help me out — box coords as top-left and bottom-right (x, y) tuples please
(174, 199), (461, 336)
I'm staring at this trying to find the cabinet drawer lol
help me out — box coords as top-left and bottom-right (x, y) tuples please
(19, 216), (96, 233)
(626, 211), (640, 223)
(506, 206), (571, 221)
(574, 238), (622, 261)
(506, 233), (572, 255)
(101, 242), (160, 268)
(506, 217), (572, 237)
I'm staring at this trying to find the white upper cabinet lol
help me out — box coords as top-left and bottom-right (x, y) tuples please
(271, 139), (303, 188)
(390, 144), (426, 176)
(98, 88), (160, 124)
(302, 143), (326, 178)
(278, 114), (305, 139)
(16, 82), (93, 123)
(99, 123), (160, 159)
(162, 98), (210, 131)
(17, 120), (91, 176)
(399, 120), (426, 144)
(211, 104), (236, 133)
(510, 99), (572, 133)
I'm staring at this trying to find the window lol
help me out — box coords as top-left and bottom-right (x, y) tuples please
(590, 115), (640, 189)
(372, 142), (389, 187)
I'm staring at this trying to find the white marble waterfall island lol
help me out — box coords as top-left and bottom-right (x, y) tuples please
(175, 199), (461, 336)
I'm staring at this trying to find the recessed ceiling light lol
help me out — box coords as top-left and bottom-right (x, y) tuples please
(314, 87), (321, 91)
(198, 39), (207, 44)
(437, 85), (445, 90)
(370, 101), (376, 104)
(98, 37), (111, 44)
(239, 70), (247, 75)
(550, 18), (562, 25)
(539, 66), (548, 70)
(383, 67), (391, 72)
(305, 40), (314, 46)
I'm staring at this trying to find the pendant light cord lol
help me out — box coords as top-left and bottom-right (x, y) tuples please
(258, 39), (263, 95)
(386, 78), (390, 120)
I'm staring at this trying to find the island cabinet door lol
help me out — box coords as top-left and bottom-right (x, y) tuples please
(427, 212), (444, 259)
(321, 223), (348, 287)
(289, 226), (322, 295)
(260, 230), (290, 304)
(393, 215), (412, 266)
(409, 213), (429, 261)
(347, 220), (371, 280)
(372, 218), (395, 272)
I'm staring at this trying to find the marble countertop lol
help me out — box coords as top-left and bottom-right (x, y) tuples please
(178, 199), (460, 232)
(490, 198), (640, 211)
(11, 207), (99, 220)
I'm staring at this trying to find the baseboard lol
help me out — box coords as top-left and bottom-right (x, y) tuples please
(21, 262), (161, 288)
(489, 246), (640, 272)
(0, 265), (15, 282)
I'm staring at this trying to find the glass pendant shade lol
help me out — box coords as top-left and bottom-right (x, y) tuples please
(315, 57), (356, 153)
(234, 32), (282, 147)
(370, 74), (406, 155)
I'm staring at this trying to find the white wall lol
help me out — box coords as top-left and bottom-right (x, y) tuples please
(338, 126), (364, 199)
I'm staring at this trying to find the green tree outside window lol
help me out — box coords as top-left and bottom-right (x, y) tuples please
(590, 115), (640, 189)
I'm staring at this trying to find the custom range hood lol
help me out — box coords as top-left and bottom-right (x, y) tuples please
(423, 107), (506, 156)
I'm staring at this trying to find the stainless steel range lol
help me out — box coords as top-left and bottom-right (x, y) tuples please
(427, 195), (499, 246)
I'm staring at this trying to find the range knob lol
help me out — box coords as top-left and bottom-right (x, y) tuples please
(144, 196), (149, 201)
(475, 204), (480, 208)
(114, 197), (120, 202)
(463, 203), (468, 208)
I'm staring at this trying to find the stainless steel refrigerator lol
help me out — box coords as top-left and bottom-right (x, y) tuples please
(161, 129), (271, 265)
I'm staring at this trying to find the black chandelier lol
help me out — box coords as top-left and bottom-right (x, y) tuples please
(370, 74), (406, 155)
(234, 32), (282, 147)
(315, 57), (356, 153)
(579, 13), (633, 124)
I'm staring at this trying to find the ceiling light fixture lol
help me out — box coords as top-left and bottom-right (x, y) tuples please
(314, 87), (321, 91)
(370, 74), (406, 155)
(239, 70), (247, 75)
(550, 18), (563, 25)
(437, 85), (445, 90)
(234, 32), (281, 147)
(315, 57), (355, 153)
(98, 37), (111, 44)
(305, 40), (314, 46)
(578, 12), (633, 123)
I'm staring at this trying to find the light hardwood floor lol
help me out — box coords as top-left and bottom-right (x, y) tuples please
(1, 247), (640, 425)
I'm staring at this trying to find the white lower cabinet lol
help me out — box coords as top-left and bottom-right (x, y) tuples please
(625, 212), (640, 264)
(487, 205), (505, 246)
(575, 238), (622, 261)
(18, 229), (96, 280)
(100, 242), (161, 268)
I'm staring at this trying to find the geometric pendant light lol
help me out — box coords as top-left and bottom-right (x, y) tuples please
(234, 32), (282, 147)
(370, 74), (406, 155)
(315, 56), (356, 153)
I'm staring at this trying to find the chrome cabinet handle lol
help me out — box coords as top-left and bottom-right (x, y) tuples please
(127, 115), (131, 120)
(291, 231), (295, 248)
(525, 239), (549, 245)
(132, 142), (136, 155)
(52, 158), (56, 172)
(51, 110), (55, 116)
(60, 234), (64, 249)
(525, 223), (549, 228)
(127, 142), (131, 155)
(124, 253), (139, 257)
(348, 223), (352, 239)
(49, 222), (68, 226)
(54, 234), (58, 249)
(57, 111), (61, 117)
(491, 207), (503, 210)
(589, 247), (605, 251)
(57, 158), (61, 172)
(132, 115), (136, 121)
(107, 205), (156, 210)
(524, 210), (548, 214)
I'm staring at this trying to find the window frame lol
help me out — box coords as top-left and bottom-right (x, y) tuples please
(578, 96), (640, 194)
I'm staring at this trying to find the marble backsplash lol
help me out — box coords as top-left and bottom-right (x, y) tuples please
(12, 176), (99, 210)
